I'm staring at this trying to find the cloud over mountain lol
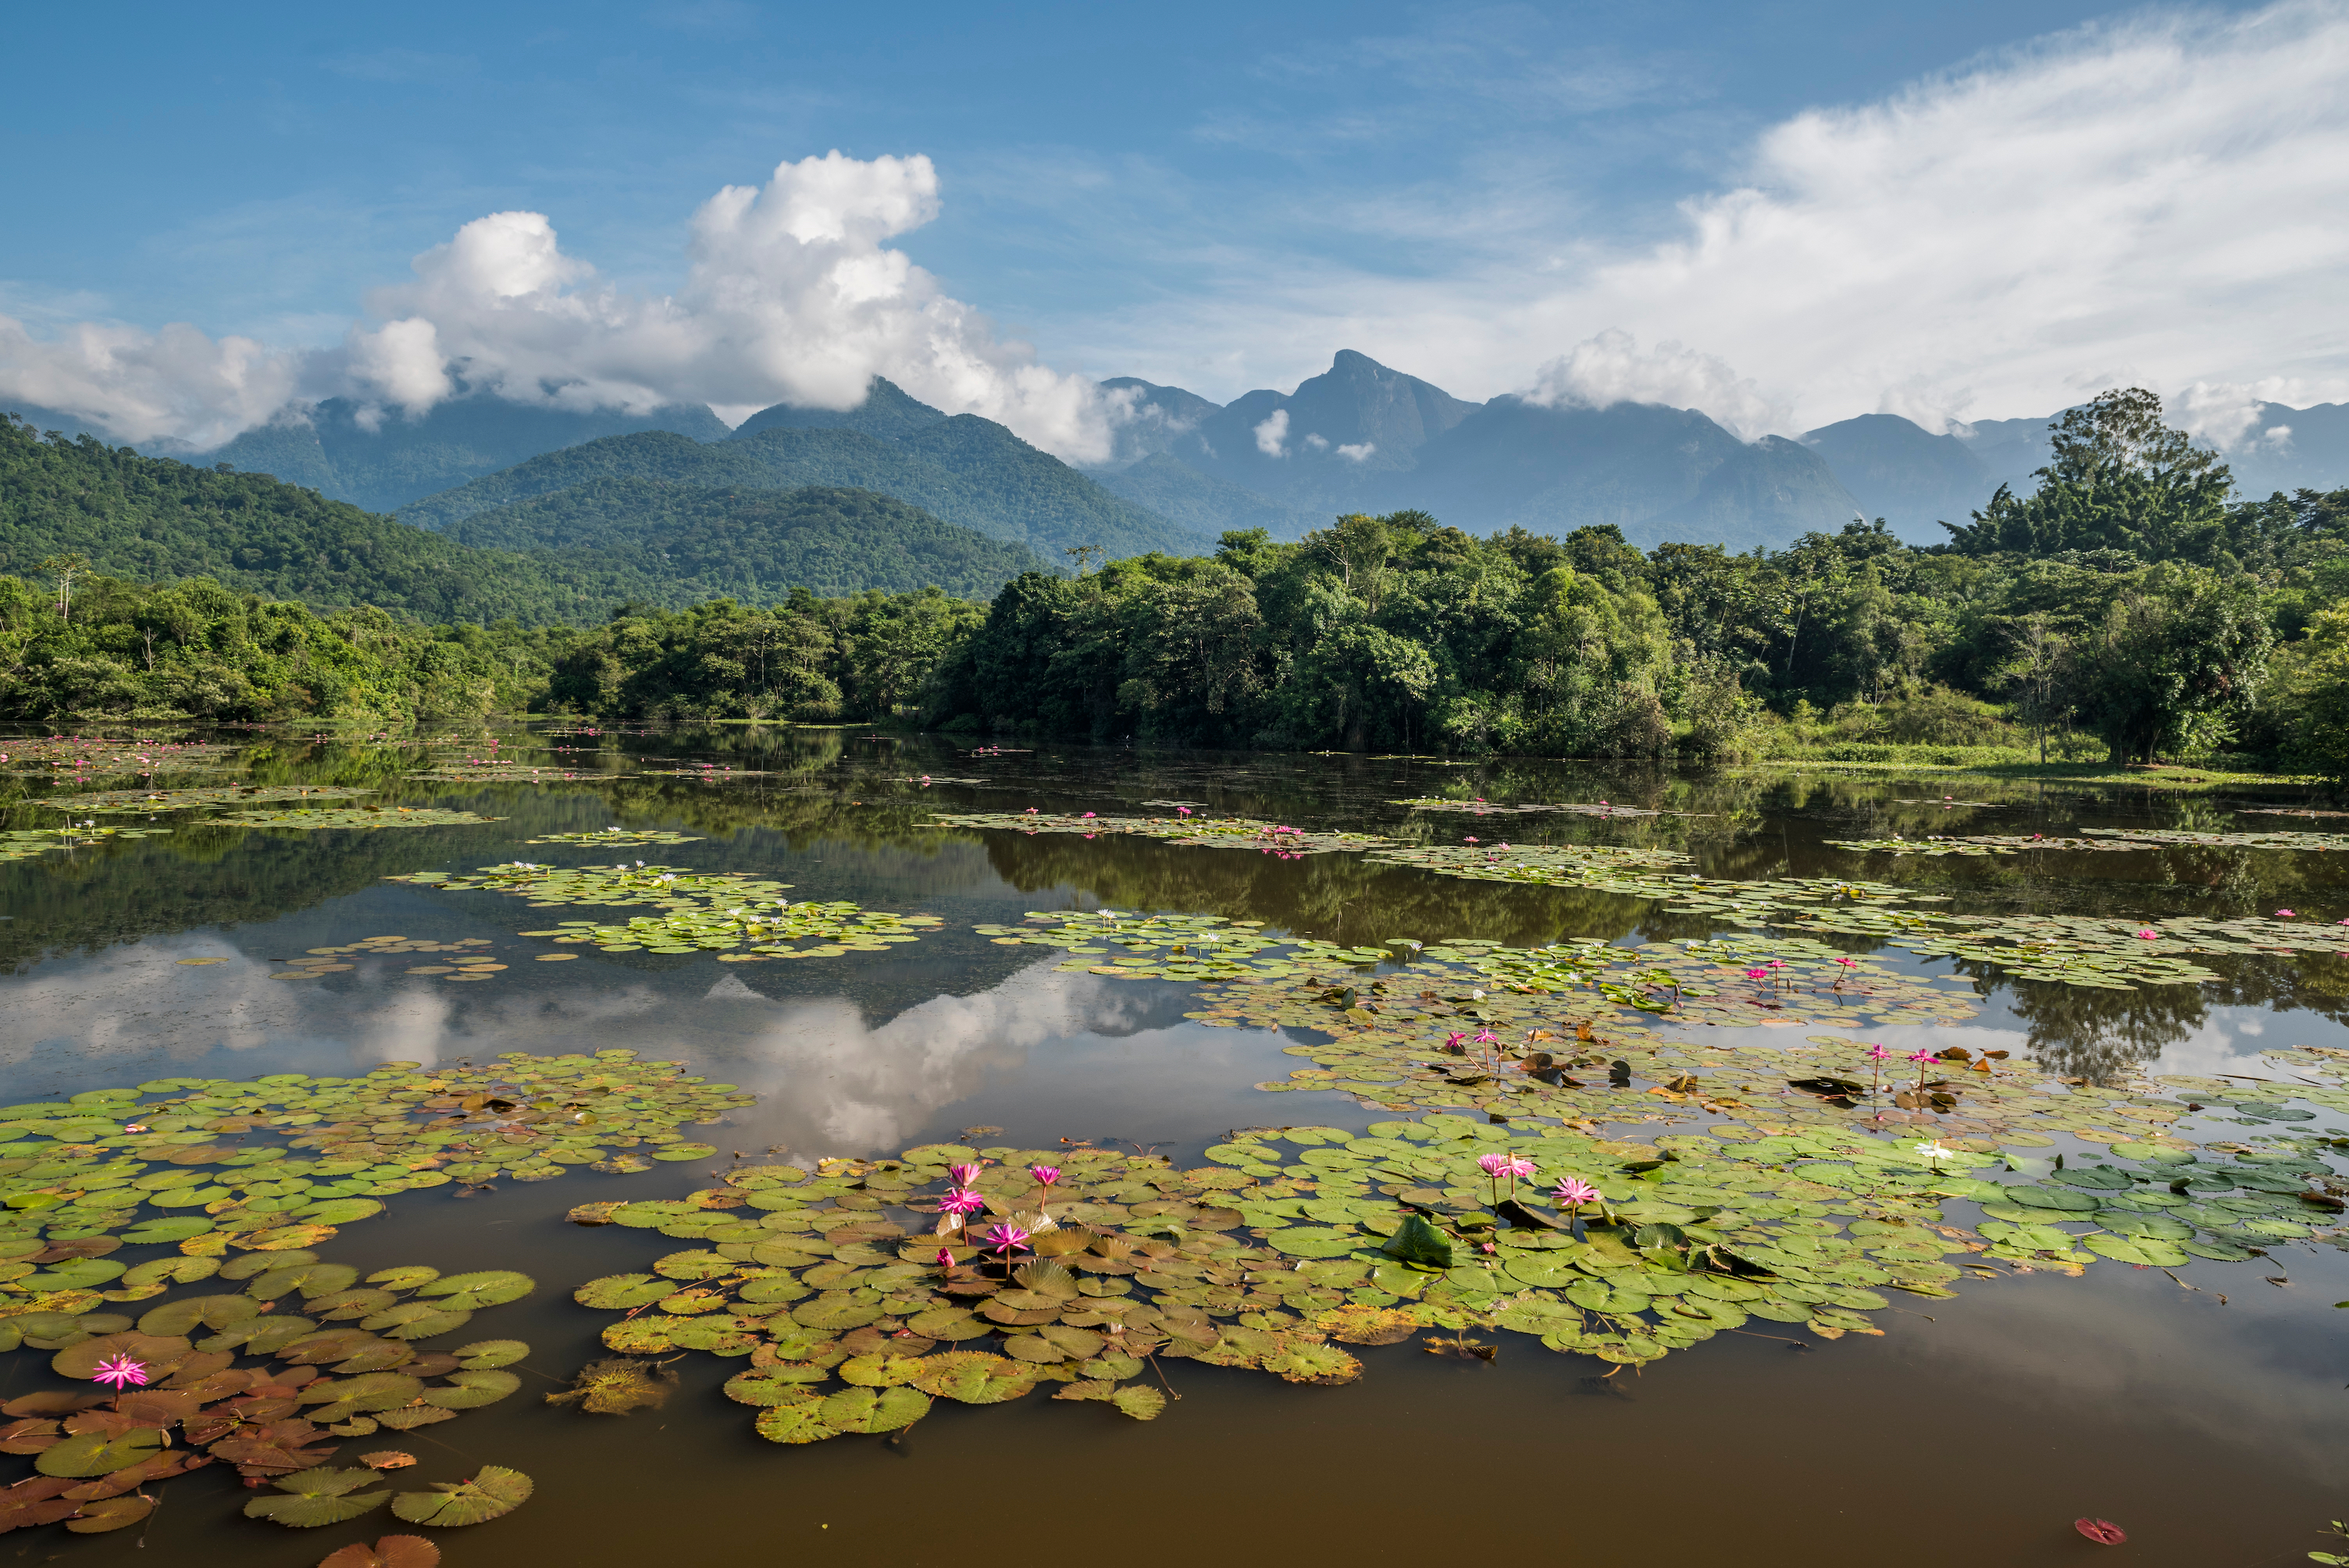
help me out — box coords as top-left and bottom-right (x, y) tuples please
(2, 151), (1120, 461)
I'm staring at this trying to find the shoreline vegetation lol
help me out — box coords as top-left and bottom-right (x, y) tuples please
(4, 389), (2346, 785)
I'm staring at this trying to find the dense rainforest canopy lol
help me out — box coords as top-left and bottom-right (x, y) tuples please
(5, 390), (2348, 774)
(0, 415), (1040, 622)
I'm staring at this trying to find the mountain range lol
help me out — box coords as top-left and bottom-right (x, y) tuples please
(18, 351), (2349, 564)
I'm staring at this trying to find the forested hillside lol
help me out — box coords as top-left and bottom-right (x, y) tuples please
(442, 479), (1039, 600)
(399, 407), (1206, 560)
(922, 390), (2349, 772)
(0, 415), (569, 622)
(0, 417), (1043, 622)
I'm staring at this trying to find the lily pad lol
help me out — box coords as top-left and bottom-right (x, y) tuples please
(907, 1352), (1038, 1404)
(390, 1465), (533, 1527)
(317, 1536), (442, 1568)
(423, 1370), (521, 1409)
(243, 1466), (390, 1527)
(451, 1340), (530, 1370)
(414, 1271), (533, 1310)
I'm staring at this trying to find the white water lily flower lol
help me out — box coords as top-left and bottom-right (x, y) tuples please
(1915, 1140), (1957, 1164)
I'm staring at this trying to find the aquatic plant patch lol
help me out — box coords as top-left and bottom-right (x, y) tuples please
(523, 830), (704, 846)
(565, 1096), (2332, 1434)
(0, 738), (239, 779)
(0, 1242), (536, 1545)
(2079, 828), (2349, 852)
(224, 809), (506, 830)
(388, 863), (943, 958)
(45, 786), (372, 814)
(0, 827), (171, 864)
(1821, 835), (2160, 857)
(929, 811), (1394, 856)
(0, 1050), (754, 1260)
(1391, 798), (1675, 818)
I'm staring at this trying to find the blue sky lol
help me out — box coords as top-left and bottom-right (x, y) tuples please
(3, 0), (2342, 455)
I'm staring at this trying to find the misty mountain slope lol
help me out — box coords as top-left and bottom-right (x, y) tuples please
(401, 415), (1205, 560)
(1091, 451), (1326, 540)
(1800, 412), (1992, 540)
(208, 395), (731, 512)
(1388, 397), (1748, 534)
(1641, 436), (1864, 551)
(729, 377), (950, 441)
(1172, 350), (1477, 509)
(2212, 401), (2349, 497)
(443, 479), (1043, 600)
(1099, 377), (1223, 465)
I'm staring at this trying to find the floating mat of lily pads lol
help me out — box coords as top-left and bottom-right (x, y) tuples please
(929, 811), (1395, 855)
(0, 827), (172, 864)
(565, 1099), (2336, 1430)
(0, 1241), (535, 1543)
(981, 911), (1978, 1028)
(0, 737), (240, 777)
(523, 830), (704, 846)
(2080, 827), (2349, 851)
(45, 786), (372, 814)
(0, 1052), (755, 1260)
(1873, 912), (2345, 988)
(222, 808), (507, 830)
(1821, 834), (2160, 857)
(1390, 798), (1676, 818)
(390, 863), (943, 958)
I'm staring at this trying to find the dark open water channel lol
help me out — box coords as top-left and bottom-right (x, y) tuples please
(5, 725), (2349, 1566)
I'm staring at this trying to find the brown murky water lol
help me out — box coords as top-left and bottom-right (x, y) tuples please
(5, 726), (2348, 1566)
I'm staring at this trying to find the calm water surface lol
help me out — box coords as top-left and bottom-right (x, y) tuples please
(6, 726), (2349, 1567)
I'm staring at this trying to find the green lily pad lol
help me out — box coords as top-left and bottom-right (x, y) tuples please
(907, 1351), (1038, 1404)
(361, 1303), (474, 1340)
(452, 1339), (530, 1369)
(574, 1275), (672, 1310)
(415, 1271), (533, 1310)
(248, 1263), (362, 1300)
(425, 1370), (522, 1409)
(654, 1144), (718, 1161)
(36, 1426), (166, 1477)
(1267, 1226), (1365, 1260)
(2083, 1235), (2192, 1267)
(391, 1465), (533, 1527)
(244, 1467), (393, 1527)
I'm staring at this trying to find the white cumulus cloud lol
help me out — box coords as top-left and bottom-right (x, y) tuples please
(1253, 407), (1289, 456)
(1514, 0), (2349, 431)
(1523, 330), (1790, 440)
(2, 151), (1121, 461)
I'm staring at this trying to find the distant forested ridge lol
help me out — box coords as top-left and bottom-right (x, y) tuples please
(10, 390), (2349, 778)
(397, 403), (1208, 562)
(440, 479), (1039, 600)
(0, 415), (1042, 622)
(918, 390), (2349, 772)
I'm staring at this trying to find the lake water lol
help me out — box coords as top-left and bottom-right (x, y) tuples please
(5, 725), (2348, 1567)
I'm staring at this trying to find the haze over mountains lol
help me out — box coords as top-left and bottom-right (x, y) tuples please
(17, 351), (2349, 570)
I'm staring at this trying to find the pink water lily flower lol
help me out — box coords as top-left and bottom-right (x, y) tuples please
(939, 1188), (986, 1224)
(2276, 909), (2297, 918)
(1552, 1178), (1599, 1206)
(2136, 929), (2159, 939)
(90, 1355), (148, 1390)
(947, 1163), (981, 1185)
(1477, 1153), (1514, 1178)
(983, 1223), (1032, 1263)
(1464, 836), (1480, 844)
(1443, 1032), (1467, 1051)
(1745, 968), (1769, 980)
(935, 1248), (956, 1272)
